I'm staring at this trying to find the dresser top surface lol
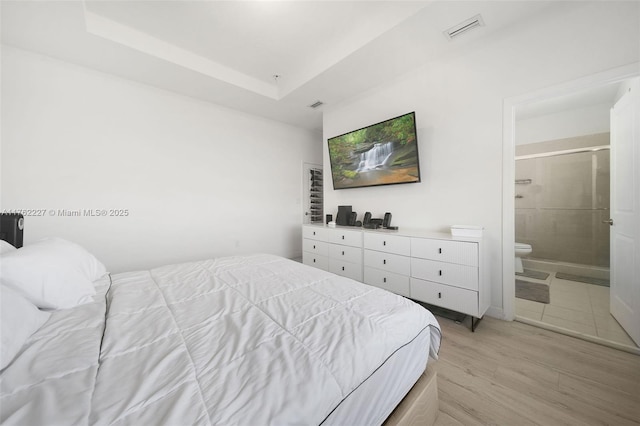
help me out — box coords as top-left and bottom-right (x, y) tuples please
(303, 224), (482, 242)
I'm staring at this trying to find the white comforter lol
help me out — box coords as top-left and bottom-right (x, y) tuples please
(1, 254), (441, 425)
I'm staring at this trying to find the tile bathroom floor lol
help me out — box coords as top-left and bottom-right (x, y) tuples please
(515, 271), (639, 350)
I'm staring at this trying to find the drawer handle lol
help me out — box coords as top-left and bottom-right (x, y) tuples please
(342, 251), (345, 256)
(313, 245), (316, 249)
(438, 292), (442, 299)
(439, 270), (442, 276)
(342, 235), (345, 240)
(383, 259), (386, 265)
(342, 266), (345, 271)
(313, 231), (316, 236)
(383, 277), (387, 283)
(438, 248), (442, 254)
(383, 241), (386, 246)
(313, 259), (316, 263)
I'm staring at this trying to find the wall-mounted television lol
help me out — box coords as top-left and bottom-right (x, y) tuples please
(328, 112), (421, 190)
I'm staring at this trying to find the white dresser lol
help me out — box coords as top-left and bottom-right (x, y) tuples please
(303, 224), (489, 331)
(408, 233), (488, 331)
(302, 226), (329, 271)
(303, 225), (363, 281)
(363, 232), (411, 297)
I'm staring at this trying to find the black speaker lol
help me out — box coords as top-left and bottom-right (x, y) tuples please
(0, 213), (24, 248)
(364, 219), (381, 229)
(383, 212), (392, 228)
(348, 212), (357, 226)
(336, 205), (352, 226)
(363, 212), (372, 225)
(326, 214), (332, 224)
(370, 218), (383, 227)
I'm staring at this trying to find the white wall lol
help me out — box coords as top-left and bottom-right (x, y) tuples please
(516, 102), (612, 146)
(323, 1), (639, 316)
(1, 46), (322, 273)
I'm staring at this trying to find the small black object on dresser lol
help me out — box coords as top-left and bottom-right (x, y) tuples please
(348, 212), (357, 226)
(382, 212), (392, 228)
(363, 212), (372, 226)
(336, 206), (352, 226)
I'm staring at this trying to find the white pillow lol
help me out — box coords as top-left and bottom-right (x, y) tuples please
(0, 240), (17, 254)
(0, 238), (107, 309)
(1, 285), (51, 370)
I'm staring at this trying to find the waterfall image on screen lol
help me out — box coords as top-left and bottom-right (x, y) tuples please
(358, 142), (394, 171)
(328, 112), (421, 190)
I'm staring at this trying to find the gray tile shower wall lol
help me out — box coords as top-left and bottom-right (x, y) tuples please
(515, 134), (610, 267)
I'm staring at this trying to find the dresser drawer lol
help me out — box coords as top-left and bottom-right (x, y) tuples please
(329, 228), (362, 248)
(364, 250), (410, 276)
(364, 267), (410, 297)
(303, 253), (328, 271)
(329, 244), (362, 264)
(303, 239), (329, 256)
(363, 233), (410, 256)
(411, 258), (478, 291)
(303, 226), (328, 241)
(329, 260), (363, 282)
(410, 278), (478, 316)
(411, 238), (478, 266)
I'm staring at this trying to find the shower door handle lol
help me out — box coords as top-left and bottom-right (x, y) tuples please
(602, 219), (613, 226)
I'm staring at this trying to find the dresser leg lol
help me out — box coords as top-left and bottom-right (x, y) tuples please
(471, 316), (483, 332)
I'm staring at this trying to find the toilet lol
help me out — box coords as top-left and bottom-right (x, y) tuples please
(515, 242), (532, 273)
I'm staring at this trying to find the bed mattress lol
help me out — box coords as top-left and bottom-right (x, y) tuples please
(1, 254), (440, 425)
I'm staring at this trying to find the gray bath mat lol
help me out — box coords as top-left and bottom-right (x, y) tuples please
(516, 279), (550, 304)
(555, 272), (610, 287)
(516, 269), (550, 280)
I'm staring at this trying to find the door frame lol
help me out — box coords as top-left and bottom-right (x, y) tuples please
(501, 62), (640, 320)
(302, 162), (323, 225)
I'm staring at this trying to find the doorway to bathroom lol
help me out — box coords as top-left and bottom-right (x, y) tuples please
(502, 64), (640, 353)
(513, 126), (623, 344)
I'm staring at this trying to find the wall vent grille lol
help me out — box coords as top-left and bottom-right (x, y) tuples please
(308, 101), (324, 109)
(444, 14), (485, 40)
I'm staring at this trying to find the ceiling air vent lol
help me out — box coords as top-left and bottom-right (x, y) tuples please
(308, 101), (324, 109)
(444, 14), (485, 40)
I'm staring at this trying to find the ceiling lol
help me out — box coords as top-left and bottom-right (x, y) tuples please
(1, 1), (561, 131)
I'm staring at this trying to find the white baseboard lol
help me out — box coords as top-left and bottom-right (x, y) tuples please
(485, 306), (505, 320)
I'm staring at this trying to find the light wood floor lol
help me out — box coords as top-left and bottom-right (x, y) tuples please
(432, 315), (640, 425)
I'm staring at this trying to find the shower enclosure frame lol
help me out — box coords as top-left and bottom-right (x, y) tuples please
(515, 144), (611, 269)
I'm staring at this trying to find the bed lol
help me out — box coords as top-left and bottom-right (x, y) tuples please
(0, 236), (441, 425)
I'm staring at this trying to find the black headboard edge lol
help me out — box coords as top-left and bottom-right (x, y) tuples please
(0, 213), (24, 248)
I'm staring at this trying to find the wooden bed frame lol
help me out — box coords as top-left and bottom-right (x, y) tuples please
(384, 366), (439, 426)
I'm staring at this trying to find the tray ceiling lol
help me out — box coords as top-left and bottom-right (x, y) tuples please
(2, 1), (560, 130)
